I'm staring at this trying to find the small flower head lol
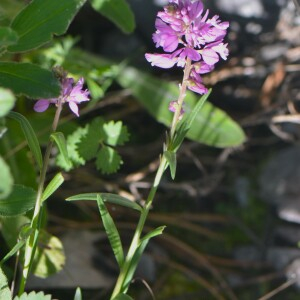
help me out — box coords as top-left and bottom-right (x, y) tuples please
(34, 74), (89, 117)
(145, 0), (229, 95)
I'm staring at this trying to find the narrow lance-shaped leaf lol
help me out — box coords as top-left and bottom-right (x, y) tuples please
(0, 62), (60, 99)
(91, 0), (135, 34)
(73, 288), (82, 300)
(96, 194), (124, 268)
(117, 67), (246, 148)
(0, 239), (26, 266)
(8, 111), (43, 170)
(164, 151), (177, 179)
(113, 294), (134, 300)
(8, 0), (87, 52)
(42, 172), (64, 202)
(0, 87), (15, 117)
(0, 155), (14, 200)
(51, 132), (70, 166)
(66, 193), (142, 212)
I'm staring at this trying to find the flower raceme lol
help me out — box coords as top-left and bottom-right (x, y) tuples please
(34, 76), (90, 117)
(145, 0), (229, 96)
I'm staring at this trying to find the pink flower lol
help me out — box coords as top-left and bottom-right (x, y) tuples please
(34, 77), (89, 117)
(145, 0), (229, 95)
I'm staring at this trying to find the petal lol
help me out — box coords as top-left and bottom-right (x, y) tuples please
(184, 48), (201, 61)
(33, 99), (50, 112)
(68, 101), (79, 117)
(202, 48), (219, 65)
(145, 53), (177, 68)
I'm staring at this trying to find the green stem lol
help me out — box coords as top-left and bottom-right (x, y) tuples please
(110, 60), (193, 298)
(18, 101), (63, 295)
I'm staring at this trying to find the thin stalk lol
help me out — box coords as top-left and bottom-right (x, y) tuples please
(111, 60), (193, 299)
(18, 100), (63, 295)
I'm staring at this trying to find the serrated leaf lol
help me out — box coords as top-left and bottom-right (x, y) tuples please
(77, 117), (104, 160)
(56, 126), (88, 171)
(8, 111), (43, 170)
(66, 193), (142, 211)
(97, 195), (124, 267)
(0, 267), (12, 300)
(42, 173), (64, 202)
(13, 291), (51, 300)
(31, 230), (65, 278)
(103, 120), (129, 146)
(0, 87), (15, 117)
(164, 151), (177, 179)
(0, 26), (18, 47)
(0, 62), (60, 99)
(51, 132), (70, 166)
(0, 184), (36, 217)
(0, 155), (13, 200)
(96, 145), (122, 174)
(113, 294), (134, 300)
(8, 0), (86, 52)
(91, 0), (135, 34)
(117, 67), (246, 148)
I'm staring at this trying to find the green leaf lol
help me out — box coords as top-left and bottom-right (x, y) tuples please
(113, 294), (134, 300)
(140, 226), (165, 244)
(0, 62), (60, 99)
(0, 26), (18, 47)
(73, 288), (82, 300)
(117, 67), (246, 148)
(0, 184), (36, 216)
(42, 173), (64, 202)
(8, 111), (43, 170)
(31, 230), (65, 278)
(0, 267), (12, 300)
(66, 193), (142, 212)
(103, 120), (129, 146)
(51, 132), (70, 166)
(13, 291), (51, 300)
(8, 0), (86, 52)
(56, 126), (88, 171)
(164, 151), (177, 180)
(96, 194), (124, 268)
(0, 155), (13, 200)
(171, 90), (211, 152)
(96, 145), (122, 174)
(0, 238), (26, 266)
(91, 0), (135, 34)
(77, 118), (104, 160)
(0, 87), (15, 117)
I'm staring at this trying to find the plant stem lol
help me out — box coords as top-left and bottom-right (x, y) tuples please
(111, 60), (192, 299)
(18, 101), (63, 295)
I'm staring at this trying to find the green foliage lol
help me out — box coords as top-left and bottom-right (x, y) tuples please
(164, 150), (177, 179)
(117, 67), (246, 148)
(67, 193), (142, 212)
(0, 184), (36, 216)
(73, 288), (82, 300)
(50, 132), (70, 166)
(8, 0), (86, 52)
(58, 117), (129, 174)
(31, 230), (65, 278)
(0, 155), (13, 200)
(97, 195), (124, 267)
(0, 88), (15, 117)
(0, 267), (11, 300)
(113, 294), (134, 300)
(8, 111), (43, 170)
(42, 173), (64, 202)
(0, 26), (18, 47)
(90, 0), (135, 34)
(13, 291), (52, 300)
(0, 62), (60, 99)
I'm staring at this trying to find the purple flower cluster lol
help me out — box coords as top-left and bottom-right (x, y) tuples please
(145, 0), (229, 95)
(34, 77), (89, 117)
